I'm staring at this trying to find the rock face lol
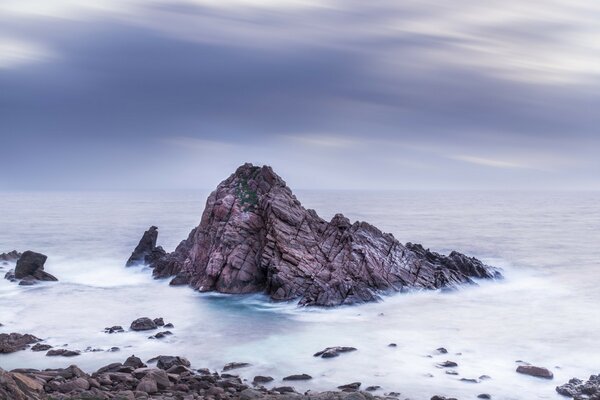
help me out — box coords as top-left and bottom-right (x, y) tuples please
(129, 163), (501, 306)
(8, 251), (58, 283)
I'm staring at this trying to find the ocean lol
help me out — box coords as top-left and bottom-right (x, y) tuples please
(0, 190), (598, 400)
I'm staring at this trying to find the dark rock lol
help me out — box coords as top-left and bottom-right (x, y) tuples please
(273, 386), (296, 393)
(445, 370), (458, 375)
(253, 375), (274, 384)
(104, 325), (124, 333)
(155, 355), (190, 370)
(30, 343), (52, 352)
(437, 361), (458, 368)
(4, 270), (16, 282)
(46, 349), (80, 357)
(436, 347), (448, 354)
(134, 164), (501, 306)
(460, 378), (479, 383)
(314, 346), (357, 358)
(431, 397), (458, 400)
(0, 333), (41, 353)
(126, 226), (166, 267)
(123, 355), (146, 369)
(366, 386), (381, 391)
(130, 317), (157, 331)
(96, 363), (124, 374)
(223, 362), (251, 371)
(164, 323), (174, 328)
(18, 277), (37, 286)
(153, 317), (164, 326)
(14, 251), (57, 282)
(479, 375), (492, 380)
(556, 374), (599, 398)
(149, 330), (173, 339)
(0, 368), (45, 400)
(338, 382), (361, 390)
(107, 346), (120, 352)
(477, 394), (491, 399)
(516, 365), (553, 379)
(282, 374), (312, 381)
(388, 343), (397, 347)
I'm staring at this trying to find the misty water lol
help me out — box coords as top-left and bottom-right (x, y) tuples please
(0, 190), (598, 400)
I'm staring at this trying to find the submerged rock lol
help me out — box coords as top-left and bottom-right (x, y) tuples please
(314, 346), (357, 358)
(0, 250), (21, 263)
(46, 349), (80, 357)
(282, 374), (312, 381)
(516, 365), (553, 379)
(127, 163), (501, 306)
(0, 333), (41, 353)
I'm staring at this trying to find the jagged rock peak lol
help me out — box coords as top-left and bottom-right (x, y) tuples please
(128, 163), (501, 306)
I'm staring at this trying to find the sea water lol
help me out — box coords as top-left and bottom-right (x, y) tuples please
(0, 190), (598, 400)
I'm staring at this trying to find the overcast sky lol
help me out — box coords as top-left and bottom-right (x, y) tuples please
(1, 0), (599, 190)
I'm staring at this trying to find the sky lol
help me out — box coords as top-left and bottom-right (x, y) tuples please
(1, 0), (599, 191)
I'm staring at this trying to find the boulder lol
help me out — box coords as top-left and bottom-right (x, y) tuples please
(338, 382), (361, 390)
(132, 164), (501, 306)
(253, 375), (274, 384)
(0, 369), (45, 400)
(136, 377), (158, 394)
(56, 377), (90, 393)
(123, 355), (146, 369)
(14, 251), (57, 281)
(130, 317), (157, 331)
(0, 333), (41, 353)
(516, 365), (553, 379)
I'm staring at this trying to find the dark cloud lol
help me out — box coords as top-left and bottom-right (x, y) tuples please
(0, 1), (598, 190)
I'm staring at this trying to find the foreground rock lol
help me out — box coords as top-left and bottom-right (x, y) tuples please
(516, 365), (554, 379)
(0, 333), (41, 353)
(0, 356), (390, 400)
(556, 373), (600, 399)
(4, 251), (58, 284)
(128, 164), (501, 306)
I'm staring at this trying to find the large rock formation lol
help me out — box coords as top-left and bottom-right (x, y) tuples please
(129, 163), (501, 306)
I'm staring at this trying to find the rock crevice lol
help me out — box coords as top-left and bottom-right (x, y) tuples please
(129, 163), (501, 306)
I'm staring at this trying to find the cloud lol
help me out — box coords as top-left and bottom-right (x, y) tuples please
(0, 0), (598, 190)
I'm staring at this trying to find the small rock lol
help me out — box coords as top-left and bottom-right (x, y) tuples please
(479, 375), (491, 380)
(338, 382), (361, 391)
(477, 394), (491, 399)
(460, 378), (479, 383)
(153, 317), (165, 326)
(46, 349), (80, 357)
(437, 361), (458, 368)
(388, 343), (397, 347)
(365, 386), (381, 391)
(314, 346), (357, 358)
(240, 388), (262, 400)
(445, 370), (458, 375)
(283, 374), (312, 381)
(253, 375), (274, 384)
(516, 365), (553, 379)
(130, 317), (157, 331)
(436, 347), (448, 354)
(30, 343), (52, 352)
(273, 386), (295, 393)
(156, 355), (190, 370)
(124, 355), (146, 369)
(223, 362), (251, 371)
(105, 325), (124, 334)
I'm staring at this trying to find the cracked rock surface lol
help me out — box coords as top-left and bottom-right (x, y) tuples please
(130, 163), (501, 306)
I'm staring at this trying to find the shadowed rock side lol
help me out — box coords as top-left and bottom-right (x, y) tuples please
(130, 163), (501, 306)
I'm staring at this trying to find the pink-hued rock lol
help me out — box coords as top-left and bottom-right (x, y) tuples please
(130, 163), (501, 306)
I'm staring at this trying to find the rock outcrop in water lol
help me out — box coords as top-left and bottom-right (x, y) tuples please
(129, 163), (500, 306)
(4, 251), (58, 285)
